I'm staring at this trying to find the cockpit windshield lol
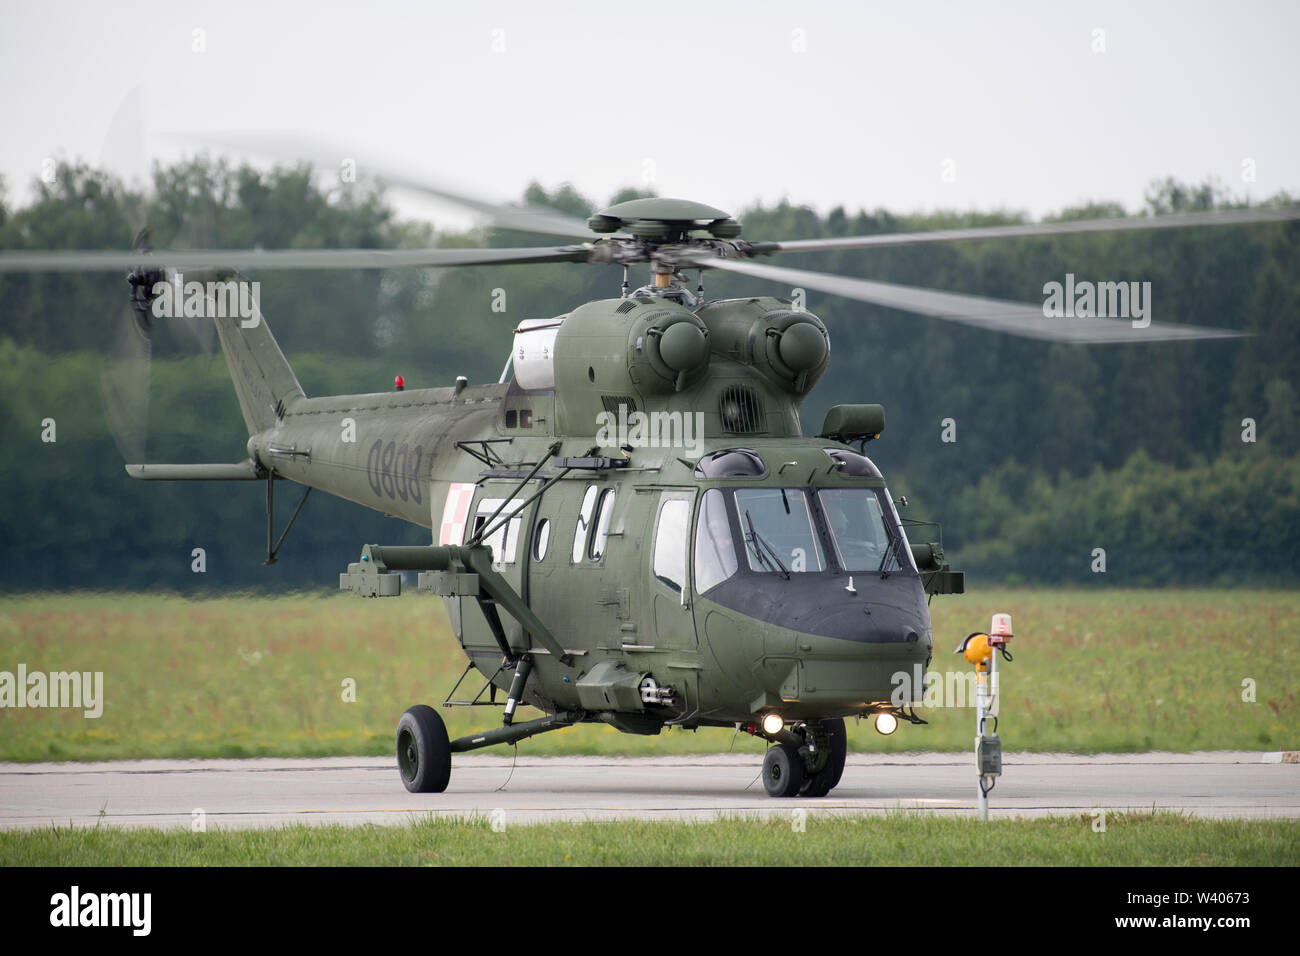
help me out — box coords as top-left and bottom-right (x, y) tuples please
(734, 487), (825, 574)
(818, 487), (913, 573)
(690, 484), (916, 594)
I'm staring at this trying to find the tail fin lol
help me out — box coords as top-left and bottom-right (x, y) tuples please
(213, 279), (304, 433)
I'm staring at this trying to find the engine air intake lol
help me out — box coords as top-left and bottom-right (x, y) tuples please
(719, 385), (766, 434)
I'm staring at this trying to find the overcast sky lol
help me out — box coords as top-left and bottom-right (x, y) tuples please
(3, 0), (1298, 232)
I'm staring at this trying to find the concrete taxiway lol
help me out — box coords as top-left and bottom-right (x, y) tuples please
(0, 751), (1295, 829)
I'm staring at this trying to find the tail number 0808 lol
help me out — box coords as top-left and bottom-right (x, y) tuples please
(366, 440), (423, 504)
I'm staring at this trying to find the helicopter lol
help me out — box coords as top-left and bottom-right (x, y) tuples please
(5, 179), (1298, 798)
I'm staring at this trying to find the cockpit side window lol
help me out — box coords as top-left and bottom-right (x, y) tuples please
(653, 497), (691, 592)
(694, 488), (738, 594)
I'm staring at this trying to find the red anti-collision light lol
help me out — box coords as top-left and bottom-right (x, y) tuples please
(394, 374), (405, 390)
(989, 611), (1013, 646)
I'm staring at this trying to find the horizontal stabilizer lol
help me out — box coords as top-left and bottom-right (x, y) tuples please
(125, 460), (263, 481)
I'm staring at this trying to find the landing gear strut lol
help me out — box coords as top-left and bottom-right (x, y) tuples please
(800, 718), (847, 797)
(397, 650), (583, 792)
(396, 701), (584, 793)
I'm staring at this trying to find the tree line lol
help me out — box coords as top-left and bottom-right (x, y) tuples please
(1, 160), (1295, 589)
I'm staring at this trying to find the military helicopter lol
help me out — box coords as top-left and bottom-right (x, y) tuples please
(5, 176), (1297, 798)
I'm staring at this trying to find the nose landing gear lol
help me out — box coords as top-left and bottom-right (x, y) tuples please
(760, 717), (848, 798)
(799, 718), (847, 797)
(762, 742), (806, 796)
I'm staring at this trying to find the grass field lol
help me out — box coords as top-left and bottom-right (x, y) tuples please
(3, 812), (1297, 866)
(0, 589), (1296, 762)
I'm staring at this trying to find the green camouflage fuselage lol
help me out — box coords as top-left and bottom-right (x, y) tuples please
(232, 293), (935, 728)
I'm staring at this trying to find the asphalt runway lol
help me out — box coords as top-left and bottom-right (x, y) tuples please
(1, 751), (1295, 830)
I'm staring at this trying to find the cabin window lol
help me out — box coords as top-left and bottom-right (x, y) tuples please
(533, 518), (550, 561)
(653, 498), (691, 592)
(471, 499), (523, 566)
(572, 485), (599, 563)
(505, 410), (517, 428)
(734, 487), (825, 573)
(588, 489), (616, 561)
(694, 489), (738, 594)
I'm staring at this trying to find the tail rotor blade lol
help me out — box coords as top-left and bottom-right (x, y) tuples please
(100, 300), (152, 463)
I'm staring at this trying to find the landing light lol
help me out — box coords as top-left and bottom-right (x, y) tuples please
(761, 713), (784, 736)
(875, 712), (898, 736)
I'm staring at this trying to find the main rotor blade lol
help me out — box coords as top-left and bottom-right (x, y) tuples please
(0, 244), (591, 274)
(168, 131), (597, 241)
(753, 204), (1300, 255)
(689, 255), (1243, 343)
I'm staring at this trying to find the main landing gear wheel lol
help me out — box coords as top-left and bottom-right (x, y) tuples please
(799, 718), (847, 797)
(762, 742), (806, 797)
(397, 704), (452, 793)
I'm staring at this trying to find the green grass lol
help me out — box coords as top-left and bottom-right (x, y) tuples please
(0, 589), (1296, 761)
(2, 812), (1296, 866)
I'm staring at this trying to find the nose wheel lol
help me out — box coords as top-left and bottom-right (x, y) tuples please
(762, 742), (806, 797)
(397, 704), (452, 793)
(761, 717), (848, 798)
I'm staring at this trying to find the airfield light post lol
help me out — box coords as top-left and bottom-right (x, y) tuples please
(960, 613), (1013, 821)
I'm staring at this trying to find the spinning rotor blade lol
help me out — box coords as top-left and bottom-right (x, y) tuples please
(752, 204), (1300, 255)
(169, 206), (221, 355)
(0, 244), (590, 274)
(99, 291), (153, 463)
(688, 255), (1244, 343)
(168, 130), (598, 241)
(96, 87), (156, 462)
